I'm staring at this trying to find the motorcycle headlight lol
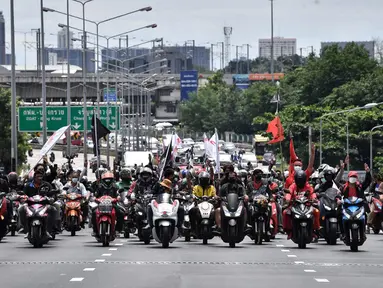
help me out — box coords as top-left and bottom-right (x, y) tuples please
(342, 209), (351, 219)
(355, 207), (365, 219)
(323, 204), (331, 211)
(39, 206), (48, 217)
(123, 198), (129, 205)
(235, 203), (243, 217)
(222, 205), (230, 216)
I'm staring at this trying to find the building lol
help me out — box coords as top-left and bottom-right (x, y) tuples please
(101, 45), (210, 74)
(5, 54), (12, 65)
(44, 48), (95, 73)
(259, 37), (297, 59)
(0, 12), (5, 65)
(321, 41), (375, 58)
(57, 28), (74, 49)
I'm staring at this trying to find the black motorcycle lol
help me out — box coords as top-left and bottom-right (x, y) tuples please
(249, 194), (270, 245)
(220, 193), (246, 248)
(290, 195), (314, 249)
(319, 187), (341, 245)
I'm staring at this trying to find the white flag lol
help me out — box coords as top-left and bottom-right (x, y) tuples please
(40, 125), (70, 156)
(208, 130), (220, 173)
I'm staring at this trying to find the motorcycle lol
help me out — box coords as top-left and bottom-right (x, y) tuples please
(194, 196), (215, 245)
(342, 197), (366, 252)
(269, 193), (279, 239)
(0, 192), (8, 241)
(25, 195), (50, 248)
(64, 193), (83, 236)
(220, 193), (246, 248)
(290, 195), (314, 249)
(120, 190), (135, 239)
(149, 193), (179, 248)
(319, 188), (341, 245)
(130, 193), (151, 243)
(249, 194), (270, 245)
(94, 195), (118, 247)
(182, 193), (195, 242)
(7, 191), (26, 236)
(369, 192), (383, 234)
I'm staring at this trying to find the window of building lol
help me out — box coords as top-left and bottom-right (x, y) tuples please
(166, 105), (176, 113)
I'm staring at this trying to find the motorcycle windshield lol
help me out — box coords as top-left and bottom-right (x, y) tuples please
(227, 193), (239, 212)
(156, 193), (172, 204)
(324, 188), (339, 201)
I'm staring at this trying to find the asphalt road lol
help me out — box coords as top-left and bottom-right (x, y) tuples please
(1, 229), (382, 288)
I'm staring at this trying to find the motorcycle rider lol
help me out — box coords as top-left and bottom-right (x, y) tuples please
(117, 168), (133, 191)
(19, 164), (57, 238)
(128, 167), (155, 197)
(8, 172), (23, 191)
(283, 170), (320, 242)
(190, 172), (217, 235)
(63, 171), (89, 228)
(146, 167), (184, 231)
(91, 171), (124, 237)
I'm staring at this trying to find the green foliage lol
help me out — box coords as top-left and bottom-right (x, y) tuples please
(0, 88), (30, 172)
(180, 42), (383, 171)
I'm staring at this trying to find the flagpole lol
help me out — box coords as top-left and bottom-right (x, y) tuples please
(215, 128), (220, 184)
(158, 131), (174, 181)
(275, 108), (284, 180)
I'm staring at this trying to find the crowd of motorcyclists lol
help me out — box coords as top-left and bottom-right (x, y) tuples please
(0, 136), (380, 250)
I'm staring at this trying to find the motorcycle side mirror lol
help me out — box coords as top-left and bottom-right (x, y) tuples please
(50, 152), (55, 163)
(28, 149), (33, 157)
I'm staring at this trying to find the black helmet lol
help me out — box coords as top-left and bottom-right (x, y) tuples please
(198, 171), (210, 187)
(294, 170), (306, 189)
(7, 172), (18, 186)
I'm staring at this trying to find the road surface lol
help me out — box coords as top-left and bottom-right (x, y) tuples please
(0, 229), (382, 288)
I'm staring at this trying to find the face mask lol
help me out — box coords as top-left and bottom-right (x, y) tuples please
(72, 178), (78, 184)
(349, 177), (357, 184)
(255, 175), (262, 181)
(321, 178), (326, 183)
(294, 166), (302, 172)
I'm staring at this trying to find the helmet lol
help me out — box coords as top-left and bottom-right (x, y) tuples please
(7, 172), (18, 186)
(294, 170), (307, 189)
(198, 171), (210, 187)
(140, 167), (152, 182)
(120, 168), (131, 180)
(100, 171), (114, 189)
(323, 166), (335, 181)
(317, 164), (330, 173)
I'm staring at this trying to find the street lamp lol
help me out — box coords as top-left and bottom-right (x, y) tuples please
(370, 124), (383, 175)
(43, 6), (153, 147)
(319, 102), (383, 166)
(10, 0), (17, 170)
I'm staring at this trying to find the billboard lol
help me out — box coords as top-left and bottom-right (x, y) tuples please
(233, 74), (249, 90)
(180, 70), (198, 101)
(248, 73), (284, 81)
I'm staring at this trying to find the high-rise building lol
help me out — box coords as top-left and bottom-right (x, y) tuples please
(0, 12), (6, 65)
(57, 28), (74, 49)
(259, 37), (297, 59)
(44, 48), (95, 73)
(321, 41), (375, 58)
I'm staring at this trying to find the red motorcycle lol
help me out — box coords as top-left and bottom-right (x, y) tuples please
(7, 191), (27, 236)
(0, 192), (8, 241)
(95, 195), (117, 247)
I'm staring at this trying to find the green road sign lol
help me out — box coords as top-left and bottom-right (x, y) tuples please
(18, 106), (120, 132)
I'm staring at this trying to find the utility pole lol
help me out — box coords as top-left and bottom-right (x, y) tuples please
(246, 44), (250, 74)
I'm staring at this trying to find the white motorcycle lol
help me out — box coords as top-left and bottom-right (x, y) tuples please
(195, 196), (215, 245)
(149, 193), (180, 248)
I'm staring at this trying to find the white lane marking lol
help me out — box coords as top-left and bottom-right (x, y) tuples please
(83, 268), (96, 272)
(304, 270), (316, 273)
(102, 254), (112, 256)
(70, 278), (84, 282)
(287, 255), (297, 258)
(119, 239), (124, 242)
(109, 248), (118, 251)
(276, 244), (284, 247)
(295, 261), (305, 264)
(94, 259), (105, 262)
(315, 279), (330, 283)
(115, 243), (123, 246)
(281, 249), (290, 252)
(60, 274), (66, 276)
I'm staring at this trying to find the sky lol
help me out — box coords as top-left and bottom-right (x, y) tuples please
(1, 0), (382, 68)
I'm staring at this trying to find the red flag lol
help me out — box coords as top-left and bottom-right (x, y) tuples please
(266, 116), (285, 144)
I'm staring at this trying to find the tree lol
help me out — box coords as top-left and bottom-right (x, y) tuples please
(0, 88), (30, 172)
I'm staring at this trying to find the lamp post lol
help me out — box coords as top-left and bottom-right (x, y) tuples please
(319, 102), (383, 166)
(40, 0), (48, 144)
(72, 0), (92, 164)
(270, 0), (275, 83)
(66, 0), (71, 157)
(10, 0), (17, 170)
(370, 125), (383, 175)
